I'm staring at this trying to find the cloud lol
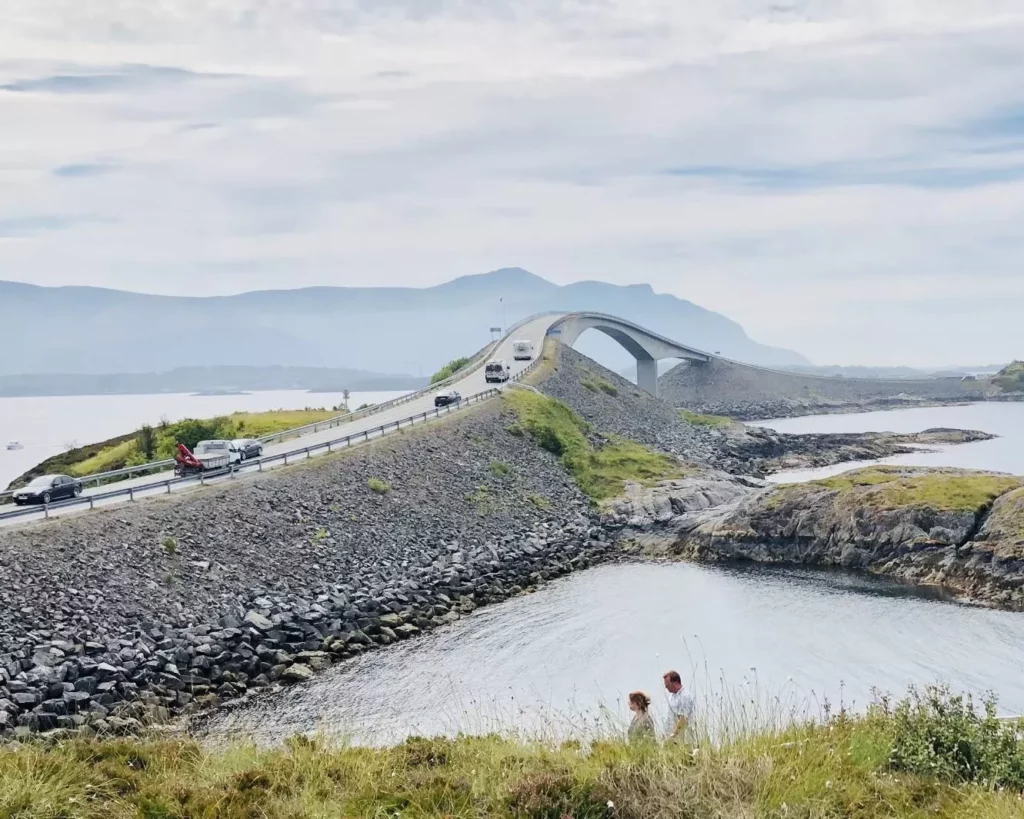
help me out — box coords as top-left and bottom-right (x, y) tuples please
(0, 1), (1023, 365)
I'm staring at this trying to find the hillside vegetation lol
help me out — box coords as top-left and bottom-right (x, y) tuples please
(430, 356), (473, 384)
(504, 389), (687, 500)
(993, 360), (1024, 392)
(811, 466), (1023, 512)
(4, 687), (1024, 818)
(7, 407), (346, 489)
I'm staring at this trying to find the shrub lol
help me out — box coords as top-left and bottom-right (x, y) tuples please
(527, 494), (552, 510)
(368, 478), (392, 495)
(138, 424), (157, 460)
(879, 685), (1024, 790)
(489, 460), (511, 477)
(430, 356), (472, 384)
(506, 423), (525, 437)
(161, 537), (178, 556)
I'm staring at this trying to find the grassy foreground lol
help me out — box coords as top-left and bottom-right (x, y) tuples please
(504, 390), (687, 501)
(4, 688), (1024, 818)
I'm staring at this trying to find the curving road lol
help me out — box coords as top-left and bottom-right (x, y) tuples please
(0, 315), (559, 526)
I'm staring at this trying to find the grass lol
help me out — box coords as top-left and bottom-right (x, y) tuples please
(161, 537), (177, 556)
(466, 485), (498, 515)
(581, 376), (619, 397)
(2, 687), (1023, 818)
(527, 493), (552, 510)
(992, 360), (1024, 392)
(679, 409), (734, 428)
(368, 478), (392, 495)
(430, 356), (473, 385)
(489, 460), (512, 477)
(9, 408), (348, 488)
(505, 390), (686, 501)
(811, 467), (1023, 512)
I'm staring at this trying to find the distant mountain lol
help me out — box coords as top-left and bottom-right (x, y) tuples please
(0, 365), (426, 398)
(0, 268), (807, 376)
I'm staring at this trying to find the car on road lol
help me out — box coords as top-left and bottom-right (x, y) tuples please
(232, 438), (264, 460)
(485, 359), (511, 383)
(434, 390), (462, 407)
(11, 474), (83, 505)
(512, 340), (534, 361)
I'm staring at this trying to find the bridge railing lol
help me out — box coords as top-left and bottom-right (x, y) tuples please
(0, 386), (510, 523)
(1, 312), (562, 503)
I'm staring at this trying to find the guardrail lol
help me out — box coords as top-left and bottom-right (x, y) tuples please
(0, 312), (561, 503)
(0, 386), (509, 523)
(0, 346), (548, 524)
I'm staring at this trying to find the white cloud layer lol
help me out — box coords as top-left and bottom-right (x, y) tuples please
(2, 1), (1024, 365)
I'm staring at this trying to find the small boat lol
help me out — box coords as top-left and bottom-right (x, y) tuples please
(6, 441), (23, 451)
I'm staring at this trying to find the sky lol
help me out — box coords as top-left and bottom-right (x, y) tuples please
(2, 1), (1024, 367)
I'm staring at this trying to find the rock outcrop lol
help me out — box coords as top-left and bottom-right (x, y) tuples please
(612, 467), (1024, 610)
(659, 356), (994, 420)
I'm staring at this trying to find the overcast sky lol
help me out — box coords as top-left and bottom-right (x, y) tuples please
(2, 2), (1023, 366)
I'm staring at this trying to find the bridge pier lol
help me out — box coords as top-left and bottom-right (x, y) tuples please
(636, 358), (658, 397)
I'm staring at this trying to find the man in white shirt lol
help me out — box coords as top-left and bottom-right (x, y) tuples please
(663, 669), (695, 741)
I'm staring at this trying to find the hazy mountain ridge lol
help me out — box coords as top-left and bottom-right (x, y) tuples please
(0, 268), (807, 376)
(0, 365), (426, 397)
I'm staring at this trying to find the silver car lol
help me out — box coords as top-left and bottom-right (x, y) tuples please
(232, 438), (264, 460)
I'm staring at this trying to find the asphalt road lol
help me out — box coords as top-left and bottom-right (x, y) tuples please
(0, 315), (558, 526)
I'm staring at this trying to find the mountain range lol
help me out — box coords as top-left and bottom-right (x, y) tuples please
(0, 268), (807, 377)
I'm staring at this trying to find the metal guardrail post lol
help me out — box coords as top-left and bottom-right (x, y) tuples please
(129, 487), (134, 501)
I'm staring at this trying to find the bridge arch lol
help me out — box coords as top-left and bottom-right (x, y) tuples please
(545, 313), (710, 397)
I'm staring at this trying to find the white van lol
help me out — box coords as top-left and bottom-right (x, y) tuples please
(512, 340), (533, 361)
(484, 359), (511, 383)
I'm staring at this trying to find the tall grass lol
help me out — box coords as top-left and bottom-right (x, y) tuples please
(3, 684), (1023, 818)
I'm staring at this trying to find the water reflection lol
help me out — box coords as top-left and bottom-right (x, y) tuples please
(206, 562), (1024, 746)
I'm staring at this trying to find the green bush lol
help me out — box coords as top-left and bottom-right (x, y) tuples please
(877, 685), (1024, 790)
(368, 478), (392, 495)
(489, 460), (511, 477)
(430, 356), (472, 384)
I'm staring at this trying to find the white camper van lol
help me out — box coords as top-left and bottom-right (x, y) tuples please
(511, 340), (534, 361)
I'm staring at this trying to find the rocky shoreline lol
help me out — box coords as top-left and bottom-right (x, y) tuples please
(0, 404), (616, 737)
(606, 467), (1024, 610)
(0, 343), (1014, 739)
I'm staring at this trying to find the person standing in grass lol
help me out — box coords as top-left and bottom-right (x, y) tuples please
(627, 691), (656, 744)
(663, 670), (695, 742)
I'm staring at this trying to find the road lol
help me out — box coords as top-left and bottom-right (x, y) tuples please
(1, 315), (558, 526)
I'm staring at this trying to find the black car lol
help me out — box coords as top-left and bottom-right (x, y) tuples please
(232, 438), (264, 460)
(434, 390), (462, 407)
(12, 474), (83, 506)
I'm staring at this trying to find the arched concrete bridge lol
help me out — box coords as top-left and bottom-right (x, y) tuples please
(545, 312), (711, 396)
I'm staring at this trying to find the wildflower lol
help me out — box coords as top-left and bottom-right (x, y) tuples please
(607, 800), (615, 808)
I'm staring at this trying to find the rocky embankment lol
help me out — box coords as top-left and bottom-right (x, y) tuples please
(658, 357), (993, 420)
(0, 404), (610, 736)
(718, 426), (995, 476)
(534, 344), (992, 476)
(607, 466), (1024, 609)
